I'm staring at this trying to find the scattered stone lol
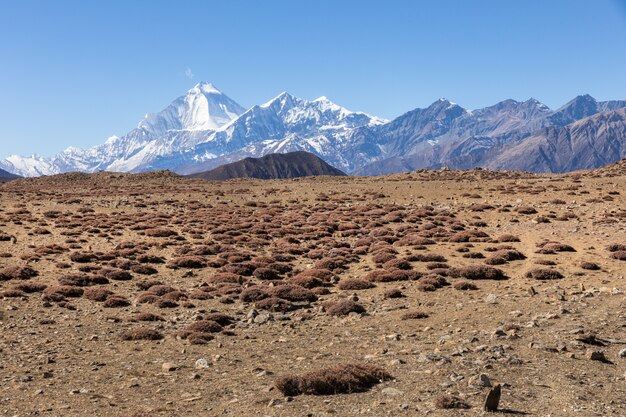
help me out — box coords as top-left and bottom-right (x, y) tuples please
(484, 384), (501, 412)
(162, 362), (177, 372)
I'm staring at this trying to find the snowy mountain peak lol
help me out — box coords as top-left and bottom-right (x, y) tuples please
(137, 82), (245, 134)
(190, 81), (222, 95)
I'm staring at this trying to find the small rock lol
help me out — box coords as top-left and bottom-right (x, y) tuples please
(619, 348), (626, 358)
(162, 362), (177, 372)
(484, 384), (501, 411)
(587, 350), (610, 363)
(195, 358), (209, 369)
(381, 387), (403, 396)
(468, 373), (492, 388)
(484, 294), (498, 304)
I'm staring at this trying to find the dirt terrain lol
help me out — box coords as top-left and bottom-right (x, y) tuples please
(1, 163), (625, 417)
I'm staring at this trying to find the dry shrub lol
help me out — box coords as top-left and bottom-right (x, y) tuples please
(405, 253), (447, 263)
(103, 296), (131, 308)
(267, 285), (318, 302)
(484, 249), (526, 265)
(365, 269), (414, 282)
(516, 206), (537, 215)
(101, 269), (133, 281)
(286, 275), (325, 289)
(156, 299), (179, 308)
(69, 252), (98, 263)
(83, 287), (114, 301)
(146, 285), (176, 296)
(253, 267), (281, 281)
(184, 320), (223, 334)
(401, 310), (429, 320)
(1, 289), (25, 298)
(160, 290), (187, 301)
(580, 262), (601, 270)
(384, 289), (404, 298)
(143, 228), (178, 237)
(44, 285), (84, 298)
(188, 289), (213, 300)
(0, 266), (38, 281)
(167, 256), (206, 269)
(607, 244), (626, 252)
(206, 272), (244, 284)
(382, 259), (412, 270)
(449, 265), (508, 280)
(135, 293), (160, 304)
(525, 268), (564, 280)
(325, 300), (365, 316)
(12, 282), (47, 293)
(371, 252), (396, 264)
(453, 280), (478, 290)
(275, 362), (391, 396)
(221, 262), (256, 276)
(535, 259), (557, 266)
(537, 241), (576, 252)
(131, 264), (158, 275)
(433, 395), (471, 409)
(58, 274), (108, 286)
(338, 278), (374, 291)
(136, 280), (163, 291)
(188, 332), (214, 345)
(129, 312), (164, 322)
(204, 312), (234, 326)
(294, 268), (334, 283)
(255, 297), (294, 312)
(497, 234), (520, 242)
(120, 327), (164, 341)
(240, 286), (270, 302)
(448, 230), (490, 243)
(611, 251), (626, 261)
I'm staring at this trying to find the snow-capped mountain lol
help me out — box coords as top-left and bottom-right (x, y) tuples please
(1, 83), (625, 177)
(0, 82), (246, 176)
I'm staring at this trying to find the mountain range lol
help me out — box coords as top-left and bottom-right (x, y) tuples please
(1, 82), (624, 177)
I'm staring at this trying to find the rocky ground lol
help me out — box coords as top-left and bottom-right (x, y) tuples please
(1, 163), (625, 417)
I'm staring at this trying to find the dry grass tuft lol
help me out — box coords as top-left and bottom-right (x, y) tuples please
(401, 310), (429, 320)
(120, 327), (164, 341)
(275, 362), (391, 396)
(433, 395), (471, 409)
(324, 300), (366, 316)
(525, 268), (564, 280)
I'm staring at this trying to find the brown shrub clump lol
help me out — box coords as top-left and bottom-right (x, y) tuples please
(401, 310), (429, 320)
(611, 251), (626, 261)
(324, 300), (366, 316)
(580, 262), (601, 270)
(453, 280), (478, 290)
(433, 395), (471, 409)
(267, 285), (318, 302)
(120, 327), (164, 341)
(337, 278), (374, 291)
(525, 268), (564, 280)
(450, 265), (508, 280)
(83, 287), (114, 301)
(606, 244), (626, 252)
(12, 282), (47, 293)
(167, 256), (207, 269)
(275, 362), (391, 396)
(0, 266), (38, 281)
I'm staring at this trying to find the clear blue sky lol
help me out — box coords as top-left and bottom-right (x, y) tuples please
(1, 0), (626, 156)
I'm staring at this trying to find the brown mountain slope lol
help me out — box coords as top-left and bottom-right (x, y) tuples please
(0, 168), (20, 182)
(189, 151), (346, 180)
(485, 108), (626, 173)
